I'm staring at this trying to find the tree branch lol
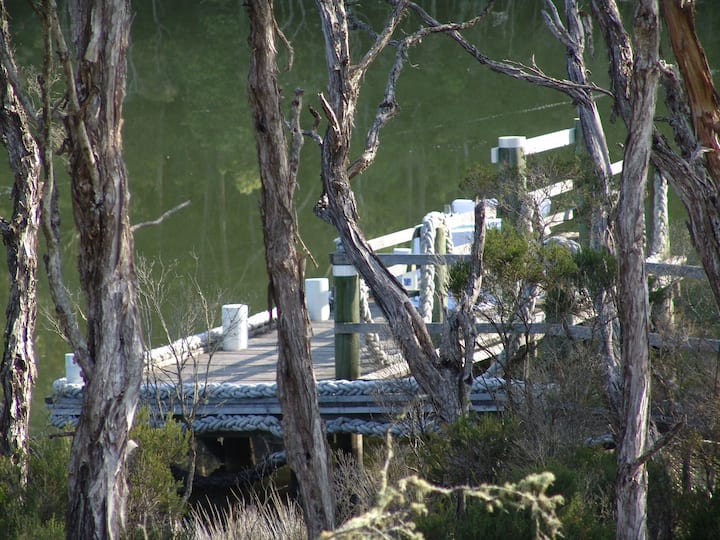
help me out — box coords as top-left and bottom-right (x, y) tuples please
(350, 0), (408, 86)
(131, 200), (191, 232)
(288, 88), (304, 184)
(407, 1), (611, 105)
(48, 0), (101, 202)
(39, 0), (90, 376)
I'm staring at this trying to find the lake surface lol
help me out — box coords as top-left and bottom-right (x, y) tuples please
(0, 0), (717, 430)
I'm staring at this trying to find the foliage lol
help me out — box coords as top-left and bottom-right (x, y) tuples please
(126, 407), (191, 538)
(418, 413), (523, 487)
(320, 433), (563, 540)
(571, 248), (617, 295)
(0, 434), (69, 539)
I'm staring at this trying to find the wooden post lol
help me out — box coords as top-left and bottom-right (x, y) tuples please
(497, 136), (528, 230)
(332, 246), (362, 459)
(432, 224), (447, 324)
(333, 260), (360, 381)
(573, 117), (590, 245)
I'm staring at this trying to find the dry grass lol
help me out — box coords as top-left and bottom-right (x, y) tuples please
(188, 489), (306, 540)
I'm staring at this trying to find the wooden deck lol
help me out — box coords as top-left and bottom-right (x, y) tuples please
(149, 317), (390, 387)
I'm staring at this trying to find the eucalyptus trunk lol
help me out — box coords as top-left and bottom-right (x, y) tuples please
(60, 1), (143, 537)
(314, 0), (469, 423)
(614, 2), (660, 538)
(0, 0), (42, 483)
(246, 1), (335, 536)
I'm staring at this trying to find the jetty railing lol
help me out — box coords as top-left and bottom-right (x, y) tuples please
(329, 120), (715, 378)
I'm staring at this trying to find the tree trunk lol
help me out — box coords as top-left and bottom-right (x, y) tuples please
(614, 2), (660, 539)
(314, 0), (470, 423)
(246, 1), (335, 537)
(544, 0), (624, 428)
(593, 0), (720, 317)
(58, 1), (143, 538)
(656, 0), (720, 313)
(0, 0), (42, 484)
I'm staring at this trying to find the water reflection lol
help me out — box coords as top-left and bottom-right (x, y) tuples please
(0, 1), (717, 430)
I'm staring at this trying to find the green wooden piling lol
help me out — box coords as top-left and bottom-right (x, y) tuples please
(497, 136), (528, 229)
(574, 117), (589, 245)
(332, 252), (361, 458)
(333, 263), (360, 380)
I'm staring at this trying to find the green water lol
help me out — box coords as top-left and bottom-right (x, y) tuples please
(0, 1), (717, 431)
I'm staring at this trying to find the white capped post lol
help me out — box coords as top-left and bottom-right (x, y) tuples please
(222, 304), (248, 351)
(65, 353), (83, 385)
(305, 278), (330, 321)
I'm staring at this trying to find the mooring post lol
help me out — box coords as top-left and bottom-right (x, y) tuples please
(432, 224), (447, 325)
(573, 117), (590, 245)
(222, 304), (248, 351)
(497, 135), (528, 230)
(332, 241), (362, 460)
(333, 242), (360, 380)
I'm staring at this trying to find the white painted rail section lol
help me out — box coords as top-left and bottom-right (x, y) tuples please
(523, 127), (576, 156)
(490, 127), (576, 163)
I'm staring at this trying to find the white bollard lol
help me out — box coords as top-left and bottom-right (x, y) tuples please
(65, 353), (82, 385)
(222, 304), (248, 351)
(305, 278), (330, 321)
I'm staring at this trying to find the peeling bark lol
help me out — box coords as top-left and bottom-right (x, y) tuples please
(614, 2), (660, 538)
(53, 1), (143, 538)
(0, 0), (42, 484)
(246, 1), (335, 537)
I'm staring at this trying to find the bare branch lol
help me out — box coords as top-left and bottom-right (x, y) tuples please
(350, 0), (408, 85)
(348, 6), (491, 179)
(39, 0), (90, 376)
(48, 0), (102, 201)
(303, 105), (323, 145)
(318, 92), (341, 140)
(0, 2), (37, 126)
(541, 0), (574, 50)
(131, 200), (191, 232)
(272, 17), (294, 72)
(635, 421), (684, 468)
(407, 1), (611, 105)
(288, 88), (304, 184)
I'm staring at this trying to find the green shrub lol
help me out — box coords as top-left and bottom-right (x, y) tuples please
(0, 434), (70, 539)
(418, 414), (523, 487)
(126, 407), (191, 538)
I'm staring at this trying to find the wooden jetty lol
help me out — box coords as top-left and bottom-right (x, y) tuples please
(47, 119), (717, 441)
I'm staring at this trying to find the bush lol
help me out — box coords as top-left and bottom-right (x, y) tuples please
(126, 407), (191, 538)
(0, 434), (70, 539)
(418, 413), (523, 487)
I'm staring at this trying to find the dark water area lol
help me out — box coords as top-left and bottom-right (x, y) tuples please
(0, 1), (717, 431)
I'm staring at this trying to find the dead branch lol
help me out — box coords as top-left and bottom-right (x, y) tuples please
(288, 88), (304, 184)
(0, 2), (37, 126)
(348, 3), (490, 179)
(48, 0), (101, 200)
(407, 1), (612, 106)
(131, 200), (191, 232)
(38, 0), (90, 375)
(350, 0), (408, 86)
(302, 105), (323, 145)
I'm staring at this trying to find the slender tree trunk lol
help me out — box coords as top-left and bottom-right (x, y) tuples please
(54, 1), (143, 537)
(313, 0), (470, 423)
(593, 0), (720, 317)
(0, 0), (42, 484)
(246, 1), (335, 536)
(614, 2), (660, 538)
(656, 0), (720, 312)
